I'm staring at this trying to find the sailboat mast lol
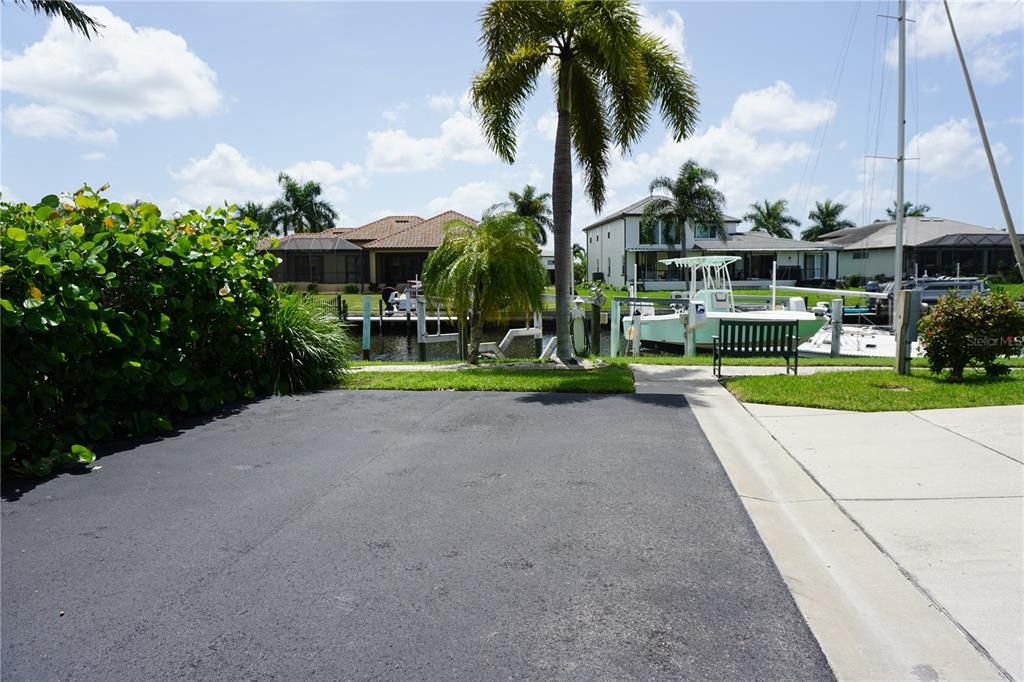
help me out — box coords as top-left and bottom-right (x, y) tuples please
(943, 0), (1024, 280)
(894, 0), (906, 294)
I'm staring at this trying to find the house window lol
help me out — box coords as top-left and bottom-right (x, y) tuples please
(607, 231), (611, 239)
(662, 220), (680, 245)
(852, 250), (868, 260)
(694, 224), (717, 239)
(639, 221), (657, 245)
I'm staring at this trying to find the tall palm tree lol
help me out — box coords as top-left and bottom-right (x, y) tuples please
(422, 213), (548, 364)
(886, 200), (930, 220)
(235, 201), (274, 235)
(472, 0), (699, 359)
(267, 172), (338, 235)
(640, 161), (727, 260)
(493, 185), (553, 245)
(8, 0), (101, 37)
(743, 199), (800, 239)
(802, 199), (855, 241)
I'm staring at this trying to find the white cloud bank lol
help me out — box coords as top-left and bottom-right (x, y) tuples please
(426, 181), (503, 217)
(2, 104), (117, 143)
(909, 117), (1009, 179)
(367, 111), (495, 173)
(2, 5), (221, 124)
(168, 144), (364, 212)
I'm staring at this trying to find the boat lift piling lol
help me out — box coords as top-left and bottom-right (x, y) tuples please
(361, 295), (372, 360)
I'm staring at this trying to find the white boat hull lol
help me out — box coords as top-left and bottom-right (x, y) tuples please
(622, 310), (826, 348)
(798, 324), (922, 358)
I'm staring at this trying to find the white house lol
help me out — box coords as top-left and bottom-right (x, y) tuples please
(816, 217), (1019, 280)
(582, 196), (839, 289)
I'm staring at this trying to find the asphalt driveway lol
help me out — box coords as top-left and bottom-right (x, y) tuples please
(2, 388), (831, 680)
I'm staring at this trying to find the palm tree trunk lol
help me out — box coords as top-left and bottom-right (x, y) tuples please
(552, 109), (574, 360)
(468, 305), (484, 365)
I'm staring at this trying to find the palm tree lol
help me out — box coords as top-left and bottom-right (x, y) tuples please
(422, 213), (548, 364)
(9, 0), (101, 37)
(493, 185), (553, 245)
(886, 201), (931, 220)
(235, 201), (274, 235)
(572, 242), (587, 284)
(640, 161), (727, 259)
(472, 0), (699, 359)
(802, 199), (855, 241)
(267, 172), (338, 235)
(743, 199), (800, 239)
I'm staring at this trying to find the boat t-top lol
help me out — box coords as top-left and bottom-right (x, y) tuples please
(621, 256), (826, 349)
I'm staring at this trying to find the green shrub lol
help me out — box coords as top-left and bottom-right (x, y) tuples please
(264, 293), (354, 393)
(845, 273), (865, 287)
(918, 291), (1024, 380)
(344, 283), (360, 294)
(1, 187), (281, 475)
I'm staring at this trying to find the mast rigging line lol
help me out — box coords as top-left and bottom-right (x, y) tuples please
(795, 2), (861, 224)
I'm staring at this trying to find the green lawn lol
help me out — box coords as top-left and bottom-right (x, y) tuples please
(724, 369), (1024, 411)
(990, 282), (1024, 300)
(345, 365), (635, 393)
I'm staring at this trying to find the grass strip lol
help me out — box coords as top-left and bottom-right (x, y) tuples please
(602, 354), (1024, 368)
(724, 369), (1024, 411)
(345, 366), (635, 393)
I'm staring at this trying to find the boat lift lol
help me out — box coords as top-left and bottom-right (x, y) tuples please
(415, 298), (544, 361)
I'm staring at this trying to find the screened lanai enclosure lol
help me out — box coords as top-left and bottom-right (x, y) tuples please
(269, 234), (368, 284)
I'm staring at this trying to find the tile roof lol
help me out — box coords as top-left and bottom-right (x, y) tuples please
(817, 217), (1001, 249)
(363, 211), (478, 250)
(582, 195), (740, 231)
(334, 215), (424, 242)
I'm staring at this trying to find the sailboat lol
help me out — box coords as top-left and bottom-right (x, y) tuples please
(796, 0), (1022, 359)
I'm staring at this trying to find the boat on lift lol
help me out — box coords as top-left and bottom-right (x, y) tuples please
(621, 256), (826, 349)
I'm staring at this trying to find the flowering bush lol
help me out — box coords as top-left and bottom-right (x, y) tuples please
(918, 290), (1024, 380)
(1, 187), (284, 475)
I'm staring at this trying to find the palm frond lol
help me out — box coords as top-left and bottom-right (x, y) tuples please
(12, 0), (102, 37)
(638, 34), (699, 142)
(568, 58), (610, 212)
(472, 43), (549, 163)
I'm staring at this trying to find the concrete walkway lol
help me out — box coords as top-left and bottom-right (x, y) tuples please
(632, 364), (1023, 681)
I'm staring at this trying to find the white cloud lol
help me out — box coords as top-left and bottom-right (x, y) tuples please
(969, 41), (1018, 84)
(426, 181), (502, 218)
(82, 151), (108, 161)
(367, 111), (495, 173)
(910, 117), (1009, 179)
(728, 81), (837, 133)
(638, 4), (688, 65)
(2, 104), (117, 143)
(169, 144), (365, 213)
(536, 111), (558, 141)
(427, 94), (457, 113)
(889, 1), (1023, 85)
(606, 121), (812, 215)
(170, 143), (278, 207)
(383, 102), (408, 123)
(1, 6), (221, 124)
(0, 185), (19, 203)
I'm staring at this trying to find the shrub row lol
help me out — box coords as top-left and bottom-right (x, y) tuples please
(919, 290), (1024, 380)
(1, 187), (349, 476)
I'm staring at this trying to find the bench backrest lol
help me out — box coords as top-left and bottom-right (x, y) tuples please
(718, 319), (798, 356)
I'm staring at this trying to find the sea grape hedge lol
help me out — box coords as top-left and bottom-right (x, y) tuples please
(1, 187), (281, 475)
(918, 290), (1024, 380)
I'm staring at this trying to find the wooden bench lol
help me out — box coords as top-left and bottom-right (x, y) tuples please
(713, 319), (799, 378)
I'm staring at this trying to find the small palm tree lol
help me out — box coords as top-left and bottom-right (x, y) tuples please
(640, 161), (727, 257)
(572, 242), (586, 284)
(235, 201), (274, 235)
(472, 0), (699, 359)
(267, 173), (338, 235)
(743, 199), (800, 239)
(493, 185), (553, 245)
(802, 199), (855, 241)
(9, 0), (101, 37)
(422, 213), (547, 364)
(886, 201), (931, 220)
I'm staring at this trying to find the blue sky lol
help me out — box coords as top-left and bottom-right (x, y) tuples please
(2, 1), (1022, 243)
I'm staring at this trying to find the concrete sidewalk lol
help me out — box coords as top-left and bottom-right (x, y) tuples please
(632, 364), (1023, 681)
